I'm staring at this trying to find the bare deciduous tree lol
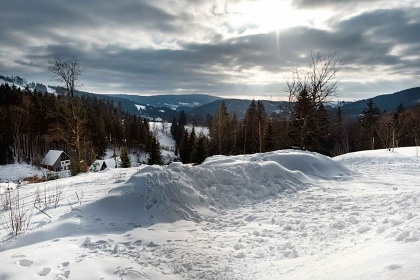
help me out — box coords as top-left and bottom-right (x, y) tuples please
(48, 56), (83, 97)
(287, 52), (342, 108)
(48, 56), (86, 174)
(286, 52), (341, 152)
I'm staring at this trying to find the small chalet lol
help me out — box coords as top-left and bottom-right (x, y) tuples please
(41, 150), (70, 172)
(90, 157), (121, 172)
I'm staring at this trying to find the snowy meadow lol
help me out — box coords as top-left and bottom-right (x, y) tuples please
(0, 147), (419, 279)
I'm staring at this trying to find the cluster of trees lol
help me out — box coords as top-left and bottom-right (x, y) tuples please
(207, 100), (272, 155)
(0, 83), (162, 172)
(2, 54), (419, 172)
(201, 53), (420, 158)
(201, 96), (420, 158)
(170, 113), (209, 164)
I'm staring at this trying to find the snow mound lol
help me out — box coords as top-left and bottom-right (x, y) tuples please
(334, 147), (420, 175)
(86, 150), (350, 224)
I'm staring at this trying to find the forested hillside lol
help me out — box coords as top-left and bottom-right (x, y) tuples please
(0, 84), (162, 172)
(201, 97), (420, 158)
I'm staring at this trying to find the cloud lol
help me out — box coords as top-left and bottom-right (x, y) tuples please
(0, 0), (419, 100)
(292, 0), (379, 8)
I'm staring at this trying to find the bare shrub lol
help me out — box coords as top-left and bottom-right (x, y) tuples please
(1, 190), (33, 236)
(39, 183), (63, 209)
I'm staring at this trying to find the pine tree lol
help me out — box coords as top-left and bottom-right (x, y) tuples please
(191, 132), (208, 164)
(243, 99), (258, 154)
(315, 103), (330, 155)
(148, 135), (163, 165)
(230, 111), (241, 155)
(264, 120), (275, 152)
(256, 101), (268, 153)
(289, 87), (317, 150)
(179, 129), (191, 163)
(120, 148), (131, 168)
(359, 99), (381, 149)
(209, 101), (230, 155)
(331, 106), (348, 156)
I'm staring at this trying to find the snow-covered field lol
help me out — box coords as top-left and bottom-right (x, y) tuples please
(0, 147), (419, 279)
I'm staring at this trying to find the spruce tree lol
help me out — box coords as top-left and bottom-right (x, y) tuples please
(148, 135), (163, 165)
(359, 99), (381, 149)
(209, 101), (230, 155)
(179, 129), (191, 163)
(191, 133), (208, 164)
(120, 148), (131, 168)
(289, 87), (316, 150)
(315, 103), (330, 155)
(331, 106), (348, 156)
(243, 99), (258, 154)
(264, 120), (275, 152)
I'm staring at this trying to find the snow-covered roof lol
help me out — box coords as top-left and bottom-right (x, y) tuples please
(91, 158), (121, 170)
(41, 150), (66, 166)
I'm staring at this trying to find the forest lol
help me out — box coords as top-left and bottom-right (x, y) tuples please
(1, 82), (420, 172)
(170, 94), (420, 165)
(0, 83), (162, 173)
(1, 55), (420, 173)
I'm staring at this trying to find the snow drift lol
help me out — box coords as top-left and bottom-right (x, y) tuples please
(87, 150), (351, 224)
(1, 148), (420, 280)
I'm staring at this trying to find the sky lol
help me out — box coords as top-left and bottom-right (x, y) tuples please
(1, 0), (419, 101)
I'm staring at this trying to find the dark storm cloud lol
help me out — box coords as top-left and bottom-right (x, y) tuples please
(0, 0), (178, 47)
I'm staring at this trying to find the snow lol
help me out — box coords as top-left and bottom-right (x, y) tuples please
(0, 163), (45, 183)
(135, 104), (146, 110)
(41, 150), (65, 166)
(0, 148), (420, 279)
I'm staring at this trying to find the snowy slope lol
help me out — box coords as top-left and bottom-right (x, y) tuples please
(0, 148), (419, 279)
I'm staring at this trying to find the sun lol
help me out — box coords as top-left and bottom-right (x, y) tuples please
(229, 0), (309, 32)
(225, 0), (330, 35)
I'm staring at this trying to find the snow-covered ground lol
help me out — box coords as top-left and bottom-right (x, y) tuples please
(0, 163), (45, 184)
(0, 147), (419, 279)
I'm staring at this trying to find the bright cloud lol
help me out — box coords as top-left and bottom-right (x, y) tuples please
(0, 0), (419, 100)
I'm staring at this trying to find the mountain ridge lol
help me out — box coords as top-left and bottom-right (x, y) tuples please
(1, 74), (419, 121)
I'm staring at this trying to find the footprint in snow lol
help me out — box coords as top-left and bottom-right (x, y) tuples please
(18, 259), (33, 267)
(59, 261), (70, 270)
(386, 264), (401, 270)
(37, 267), (51, 276)
(55, 270), (71, 279)
(10, 253), (26, 260)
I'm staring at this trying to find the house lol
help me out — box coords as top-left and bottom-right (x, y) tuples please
(90, 160), (107, 172)
(90, 157), (121, 172)
(41, 150), (70, 172)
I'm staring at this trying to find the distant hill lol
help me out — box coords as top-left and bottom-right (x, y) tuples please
(186, 99), (289, 120)
(340, 87), (420, 117)
(2, 74), (419, 121)
(108, 94), (221, 111)
(0, 75), (48, 93)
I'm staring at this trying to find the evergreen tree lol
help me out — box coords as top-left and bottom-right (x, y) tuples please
(256, 100), (268, 153)
(148, 135), (163, 165)
(170, 111), (186, 155)
(289, 87), (317, 150)
(179, 129), (191, 163)
(359, 99), (381, 149)
(230, 111), (241, 155)
(331, 106), (348, 156)
(191, 132), (208, 164)
(120, 148), (131, 168)
(243, 99), (258, 154)
(209, 101), (230, 155)
(264, 120), (275, 152)
(315, 103), (330, 155)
